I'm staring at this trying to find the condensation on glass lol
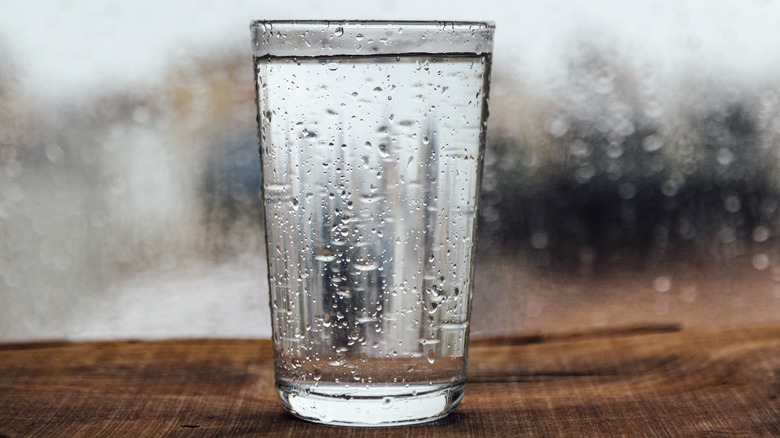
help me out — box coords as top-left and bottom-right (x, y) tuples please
(252, 20), (494, 426)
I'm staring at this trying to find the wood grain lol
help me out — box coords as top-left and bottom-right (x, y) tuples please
(0, 325), (778, 437)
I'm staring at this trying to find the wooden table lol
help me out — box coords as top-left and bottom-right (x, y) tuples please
(1, 325), (778, 437)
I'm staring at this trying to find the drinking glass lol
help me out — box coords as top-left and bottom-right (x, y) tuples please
(251, 20), (494, 426)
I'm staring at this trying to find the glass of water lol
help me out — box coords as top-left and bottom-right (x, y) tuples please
(251, 20), (494, 426)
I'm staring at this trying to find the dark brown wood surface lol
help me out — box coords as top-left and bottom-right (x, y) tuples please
(0, 325), (778, 437)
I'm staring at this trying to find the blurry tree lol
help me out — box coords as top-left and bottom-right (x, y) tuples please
(481, 37), (780, 271)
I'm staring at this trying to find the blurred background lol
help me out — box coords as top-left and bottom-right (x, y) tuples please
(1, 0), (779, 342)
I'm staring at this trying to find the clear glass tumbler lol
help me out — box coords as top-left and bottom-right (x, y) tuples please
(251, 20), (494, 426)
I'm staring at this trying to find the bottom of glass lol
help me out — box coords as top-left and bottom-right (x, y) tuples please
(276, 380), (465, 427)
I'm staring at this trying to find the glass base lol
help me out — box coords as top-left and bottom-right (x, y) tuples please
(276, 381), (465, 427)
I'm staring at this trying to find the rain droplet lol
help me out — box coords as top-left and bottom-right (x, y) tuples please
(531, 232), (548, 249)
(753, 226), (771, 242)
(724, 195), (741, 213)
(427, 349), (435, 364)
(354, 260), (379, 271)
(642, 135), (663, 152)
(329, 357), (346, 366)
(716, 148), (734, 166)
(382, 397), (393, 409)
(315, 249), (336, 262)
(753, 253), (770, 270)
(378, 143), (390, 158)
(653, 276), (672, 292)
(45, 144), (64, 163)
(618, 183), (636, 200)
(681, 286), (697, 303)
(334, 27), (344, 37)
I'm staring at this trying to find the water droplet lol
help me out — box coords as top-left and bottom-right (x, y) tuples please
(724, 195), (741, 213)
(681, 286), (697, 303)
(719, 225), (737, 243)
(642, 135), (663, 152)
(618, 183), (636, 200)
(753, 253), (770, 270)
(355, 33), (364, 41)
(45, 144), (64, 163)
(334, 27), (344, 37)
(315, 249), (336, 262)
(653, 276), (672, 292)
(354, 260), (379, 272)
(530, 232), (548, 249)
(382, 397), (393, 409)
(427, 350), (436, 364)
(327, 62), (339, 71)
(378, 143), (390, 158)
(753, 226), (771, 242)
(329, 356), (346, 366)
(716, 148), (734, 166)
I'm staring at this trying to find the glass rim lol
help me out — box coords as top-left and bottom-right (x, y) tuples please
(250, 20), (495, 28)
(251, 20), (495, 58)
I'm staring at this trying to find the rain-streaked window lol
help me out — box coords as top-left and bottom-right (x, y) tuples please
(1, 1), (778, 341)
